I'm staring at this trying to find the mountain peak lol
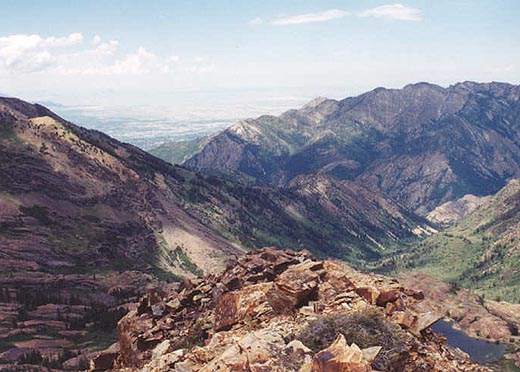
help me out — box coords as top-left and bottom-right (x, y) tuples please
(402, 81), (445, 92)
(302, 96), (329, 109)
(174, 81), (520, 215)
(0, 96), (58, 121)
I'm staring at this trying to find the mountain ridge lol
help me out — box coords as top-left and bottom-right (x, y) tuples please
(152, 81), (520, 215)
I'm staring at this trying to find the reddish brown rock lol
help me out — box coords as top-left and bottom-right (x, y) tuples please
(376, 288), (402, 306)
(400, 272), (519, 343)
(214, 292), (240, 331)
(312, 334), (379, 372)
(214, 283), (274, 331)
(90, 343), (119, 371)
(269, 260), (325, 312)
(103, 248), (491, 372)
(355, 286), (379, 305)
(392, 310), (416, 329)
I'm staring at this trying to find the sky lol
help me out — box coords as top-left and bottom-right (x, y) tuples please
(0, 0), (519, 137)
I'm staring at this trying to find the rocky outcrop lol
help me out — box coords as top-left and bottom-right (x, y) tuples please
(91, 344), (119, 371)
(427, 194), (491, 226)
(102, 248), (489, 372)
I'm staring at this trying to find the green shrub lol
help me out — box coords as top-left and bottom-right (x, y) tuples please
(19, 205), (52, 225)
(298, 310), (410, 371)
(17, 350), (43, 365)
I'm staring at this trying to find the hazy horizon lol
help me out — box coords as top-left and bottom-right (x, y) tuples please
(1, 0), (519, 147)
(1, 1), (518, 105)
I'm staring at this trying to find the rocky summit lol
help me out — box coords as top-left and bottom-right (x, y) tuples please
(95, 248), (487, 372)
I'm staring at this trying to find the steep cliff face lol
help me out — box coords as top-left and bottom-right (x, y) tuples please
(171, 82), (520, 215)
(426, 194), (491, 226)
(99, 248), (488, 372)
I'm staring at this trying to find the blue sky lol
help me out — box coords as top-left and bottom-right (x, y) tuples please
(1, 0), (519, 110)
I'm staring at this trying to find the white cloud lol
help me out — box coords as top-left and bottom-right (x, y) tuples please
(94, 40), (119, 55)
(0, 32), (189, 76)
(0, 33), (83, 72)
(271, 9), (350, 25)
(110, 47), (164, 74)
(92, 35), (102, 45)
(359, 4), (422, 21)
(256, 4), (423, 26)
(249, 17), (263, 26)
(41, 33), (83, 47)
(63, 46), (173, 75)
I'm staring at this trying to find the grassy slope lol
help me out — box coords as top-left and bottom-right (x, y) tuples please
(149, 136), (210, 165)
(388, 180), (520, 303)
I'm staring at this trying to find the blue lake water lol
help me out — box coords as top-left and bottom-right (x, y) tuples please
(431, 320), (507, 364)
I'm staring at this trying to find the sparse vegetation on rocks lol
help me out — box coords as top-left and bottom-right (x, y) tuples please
(298, 310), (410, 371)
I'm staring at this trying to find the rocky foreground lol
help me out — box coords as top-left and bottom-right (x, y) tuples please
(93, 248), (488, 372)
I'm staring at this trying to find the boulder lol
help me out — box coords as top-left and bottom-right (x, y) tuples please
(63, 355), (89, 371)
(311, 334), (379, 372)
(90, 343), (119, 371)
(355, 286), (380, 305)
(413, 312), (443, 334)
(213, 283), (273, 331)
(392, 311), (416, 329)
(269, 261), (325, 312)
(376, 288), (402, 306)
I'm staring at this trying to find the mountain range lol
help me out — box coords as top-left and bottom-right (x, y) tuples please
(152, 81), (520, 216)
(150, 81), (520, 301)
(2, 81), (520, 370)
(0, 97), (432, 271)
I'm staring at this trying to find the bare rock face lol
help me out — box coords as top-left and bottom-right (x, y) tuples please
(90, 344), (119, 371)
(99, 248), (489, 372)
(399, 272), (520, 344)
(427, 194), (491, 226)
